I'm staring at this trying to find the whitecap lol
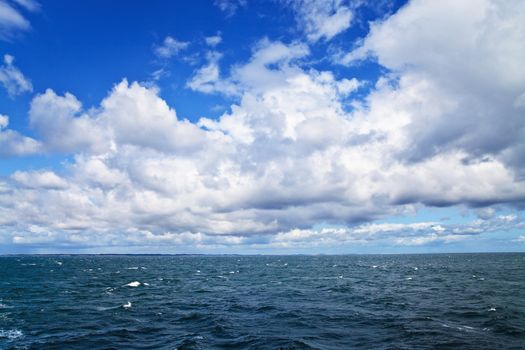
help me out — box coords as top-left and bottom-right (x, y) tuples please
(122, 302), (132, 308)
(442, 323), (479, 333)
(406, 277), (413, 280)
(488, 307), (496, 312)
(372, 265), (377, 268)
(96, 305), (119, 311)
(0, 329), (23, 340)
(126, 267), (139, 270)
(143, 282), (150, 286)
(124, 281), (141, 287)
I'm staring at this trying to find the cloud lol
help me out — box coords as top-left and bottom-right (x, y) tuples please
(205, 34), (222, 47)
(0, 0), (29, 39)
(29, 80), (210, 154)
(12, 170), (68, 189)
(214, 0), (246, 17)
(337, 0), (525, 176)
(11, 0), (39, 12)
(187, 39), (309, 96)
(4, 36), (525, 249)
(0, 114), (41, 157)
(0, 0), (38, 40)
(269, 213), (525, 248)
(1, 0), (525, 251)
(284, 0), (353, 42)
(186, 50), (237, 95)
(0, 54), (32, 97)
(29, 88), (110, 154)
(0, 113), (7, 128)
(154, 36), (189, 59)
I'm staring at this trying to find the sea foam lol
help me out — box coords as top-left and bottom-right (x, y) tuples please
(0, 329), (23, 340)
(124, 281), (141, 287)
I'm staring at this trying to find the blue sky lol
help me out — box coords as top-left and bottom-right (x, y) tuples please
(0, 0), (524, 254)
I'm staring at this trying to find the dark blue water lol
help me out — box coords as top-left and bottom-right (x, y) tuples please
(1, 254), (524, 349)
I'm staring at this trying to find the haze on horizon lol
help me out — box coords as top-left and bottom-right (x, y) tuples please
(0, 0), (524, 254)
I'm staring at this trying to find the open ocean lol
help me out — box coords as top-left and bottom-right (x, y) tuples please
(0, 254), (524, 349)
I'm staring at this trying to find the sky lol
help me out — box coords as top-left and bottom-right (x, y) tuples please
(0, 0), (524, 254)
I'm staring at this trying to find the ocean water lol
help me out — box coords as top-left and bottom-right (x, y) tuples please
(0, 254), (524, 349)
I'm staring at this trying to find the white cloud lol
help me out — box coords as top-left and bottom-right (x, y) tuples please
(269, 214), (524, 249)
(336, 77), (360, 96)
(0, 54), (32, 97)
(0, 128), (41, 156)
(205, 34), (222, 47)
(0, 113), (7, 128)
(337, 0), (525, 176)
(2, 0), (525, 251)
(12, 0), (39, 12)
(214, 0), (246, 17)
(0, 0), (30, 40)
(0, 113), (41, 157)
(12, 170), (68, 190)
(29, 80), (212, 154)
(186, 51), (237, 95)
(154, 36), (189, 59)
(285, 0), (353, 42)
(188, 39), (309, 96)
(29, 88), (110, 153)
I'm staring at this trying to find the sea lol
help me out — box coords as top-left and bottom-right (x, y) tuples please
(0, 254), (524, 349)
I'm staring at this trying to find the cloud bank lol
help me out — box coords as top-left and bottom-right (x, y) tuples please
(1, 0), (524, 251)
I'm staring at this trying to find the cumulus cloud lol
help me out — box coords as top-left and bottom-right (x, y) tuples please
(12, 170), (68, 189)
(1, 0), (525, 251)
(284, 0), (353, 42)
(29, 80), (211, 154)
(186, 51), (237, 95)
(188, 39), (309, 96)
(337, 0), (525, 176)
(0, 54), (32, 97)
(154, 36), (189, 59)
(0, 113), (41, 157)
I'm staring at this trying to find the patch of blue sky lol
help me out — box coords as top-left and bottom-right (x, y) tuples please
(0, 154), (72, 176)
